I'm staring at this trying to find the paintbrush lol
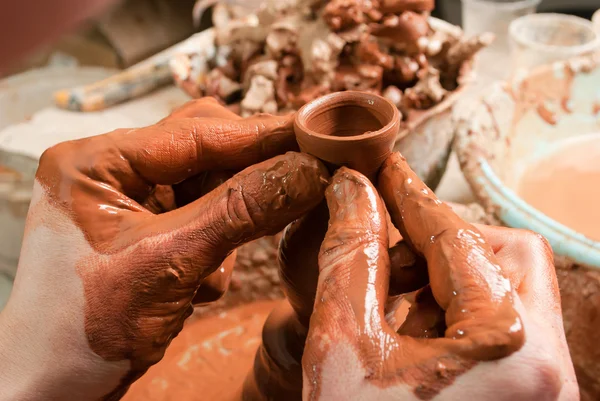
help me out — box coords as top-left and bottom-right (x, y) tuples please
(53, 30), (215, 112)
(53, 61), (173, 112)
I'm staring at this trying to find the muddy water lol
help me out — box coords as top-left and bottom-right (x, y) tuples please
(518, 133), (600, 241)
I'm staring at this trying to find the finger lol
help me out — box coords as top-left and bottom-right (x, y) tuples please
(141, 171), (233, 214)
(192, 251), (236, 305)
(192, 170), (237, 305)
(117, 113), (296, 183)
(303, 168), (396, 376)
(173, 170), (233, 209)
(474, 225), (561, 315)
(142, 97), (241, 213)
(76, 112), (298, 203)
(162, 97), (242, 121)
(141, 184), (177, 213)
(278, 201), (329, 326)
(388, 241), (429, 296)
(133, 152), (329, 286)
(397, 286), (446, 339)
(139, 172), (238, 303)
(142, 97), (241, 215)
(379, 152), (525, 360)
(474, 225), (575, 396)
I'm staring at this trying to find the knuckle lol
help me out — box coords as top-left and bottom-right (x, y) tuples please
(515, 229), (555, 264)
(36, 141), (88, 189)
(220, 186), (256, 243)
(38, 142), (71, 172)
(520, 230), (552, 253)
(196, 96), (219, 105)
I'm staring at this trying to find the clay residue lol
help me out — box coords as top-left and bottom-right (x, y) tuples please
(507, 63), (575, 128)
(175, 0), (489, 122)
(555, 262), (600, 401)
(122, 300), (278, 401)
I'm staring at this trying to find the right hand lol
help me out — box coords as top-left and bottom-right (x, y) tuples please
(302, 153), (579, 401)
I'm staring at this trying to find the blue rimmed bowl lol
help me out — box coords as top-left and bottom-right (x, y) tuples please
(454, 53), (600, 268)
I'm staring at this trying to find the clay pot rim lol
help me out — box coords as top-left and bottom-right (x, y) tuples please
(294, 91), (401, 142)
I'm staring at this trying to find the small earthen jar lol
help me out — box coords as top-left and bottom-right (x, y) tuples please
(294, 91), (401, 179)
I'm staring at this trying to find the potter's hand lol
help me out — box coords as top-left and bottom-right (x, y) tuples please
(0, 98), (329, 401)
(302, 155), (578, 401)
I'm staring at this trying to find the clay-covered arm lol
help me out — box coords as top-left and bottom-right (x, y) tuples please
(0, 98), (328, 401)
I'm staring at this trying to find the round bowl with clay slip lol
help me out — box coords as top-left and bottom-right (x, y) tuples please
(454, 52), (600, 268)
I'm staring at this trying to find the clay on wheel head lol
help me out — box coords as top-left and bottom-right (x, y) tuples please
(294, 91), (401, 178)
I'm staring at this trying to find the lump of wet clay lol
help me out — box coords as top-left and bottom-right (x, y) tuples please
(178, 0), (491, 122)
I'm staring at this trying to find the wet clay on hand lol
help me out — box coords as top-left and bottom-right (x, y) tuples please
(6, 97), (330, 400)
(379, 153), (524, 360)
(301, 164), (527, 400)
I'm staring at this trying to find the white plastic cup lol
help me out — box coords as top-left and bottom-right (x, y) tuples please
(462, 0), (540, 50)
(591, 9), (600, 36)
(509, 13), (600, 72)
(461, 0), (540, 81)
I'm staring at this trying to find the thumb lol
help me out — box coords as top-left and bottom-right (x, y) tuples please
(134, 152), (330, 284)
(379, 152), (525, 360)
(303, 168), (396, 394)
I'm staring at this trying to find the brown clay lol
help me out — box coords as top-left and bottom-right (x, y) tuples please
(176, 0), (488, 139)
(322, 0), (376, 31)
(332, 65), (385, 92)
(294, 91), (400, 178)
(243, 93), (412, 401)
(370, 12), (431, 54)
(379, 0), (435, 13)
(354, 36), (395, 70)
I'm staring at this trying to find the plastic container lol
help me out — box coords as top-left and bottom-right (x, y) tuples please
(461, 0), (540, 80)
(593, 9), (600, 35)
(509, 13), (600, 72)
(455, 52), (600, 267)
(461, 0), (540, 49)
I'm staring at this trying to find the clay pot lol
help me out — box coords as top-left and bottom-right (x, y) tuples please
(294, 91), (400, 178)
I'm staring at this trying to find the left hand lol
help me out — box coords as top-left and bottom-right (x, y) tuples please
(0, 98), (330, 400)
